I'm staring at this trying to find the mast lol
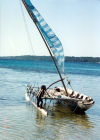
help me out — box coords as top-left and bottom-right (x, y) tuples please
(37, 25), (68, 96)
(21, 0), (68, 96)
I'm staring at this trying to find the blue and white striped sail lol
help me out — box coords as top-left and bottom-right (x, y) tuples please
(23, 0), (65, 72)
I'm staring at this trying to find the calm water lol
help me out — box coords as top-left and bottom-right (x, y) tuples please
(0, 59), (100, 140)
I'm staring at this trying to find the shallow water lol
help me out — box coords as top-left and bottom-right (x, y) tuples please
(0, 60), (100, 140)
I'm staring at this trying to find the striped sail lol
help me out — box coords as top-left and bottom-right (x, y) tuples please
(23, 0), (65, 72)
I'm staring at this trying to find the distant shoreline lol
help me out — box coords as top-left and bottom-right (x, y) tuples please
(0, 55), (100, 63)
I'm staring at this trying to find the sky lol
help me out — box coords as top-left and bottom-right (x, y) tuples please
(0, 0), (100, 57)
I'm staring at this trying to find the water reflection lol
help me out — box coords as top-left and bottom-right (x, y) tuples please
(25, 102), (95, 140)
(35, 104), (94, 129)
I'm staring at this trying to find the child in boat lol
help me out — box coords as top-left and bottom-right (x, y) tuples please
(37, 85), (46, 108)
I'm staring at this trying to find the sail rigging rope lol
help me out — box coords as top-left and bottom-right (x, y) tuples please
(19, 0), (35, 55)
(64, 73), (73, 90)
(20, 0), (45, 85)
(0, 1), (2, 55)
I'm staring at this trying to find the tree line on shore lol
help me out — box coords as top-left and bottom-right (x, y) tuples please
(0, 55), (100, 63)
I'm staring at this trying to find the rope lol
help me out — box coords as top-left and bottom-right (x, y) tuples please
(64, 74), (73, 90)
(0, 0), (2, 55)
(19, 0), (35, 55)
(72, 103), (78, 113)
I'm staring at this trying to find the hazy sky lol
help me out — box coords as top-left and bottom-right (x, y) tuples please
(0, 0), (100, 57)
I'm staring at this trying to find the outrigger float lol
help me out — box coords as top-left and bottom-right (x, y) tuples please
(25, 92), (48, 116)
(22, 0), (94, 114)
